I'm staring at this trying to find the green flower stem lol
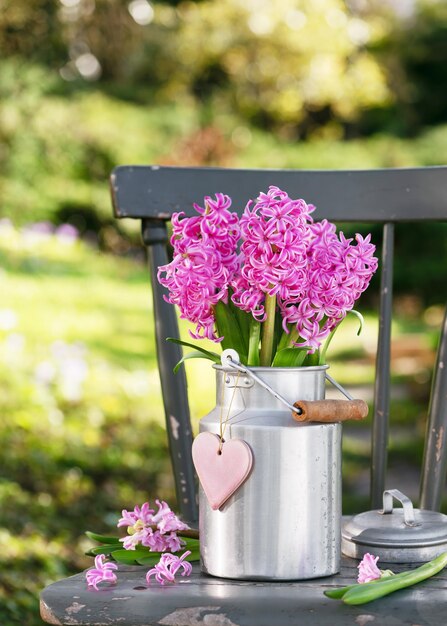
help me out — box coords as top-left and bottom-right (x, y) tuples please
(285, 326), (299, 349)
(324, 570), (408, 599)
(319, 326), (337, 365)
(259, 294), (277, 366)
(337, 552), (447, 605)
(248, 318), (261, 366)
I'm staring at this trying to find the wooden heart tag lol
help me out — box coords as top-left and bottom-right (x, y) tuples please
(192, 432), (253, 510)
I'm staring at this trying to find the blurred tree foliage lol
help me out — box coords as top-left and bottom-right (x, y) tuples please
(0, 0), (65, 65)
(378, 0), (447, 135)
(143, 0), (391, 135)
(0, 0), (444, 137)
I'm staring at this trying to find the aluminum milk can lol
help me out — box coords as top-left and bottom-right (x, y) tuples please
(199, 363), (342, 580)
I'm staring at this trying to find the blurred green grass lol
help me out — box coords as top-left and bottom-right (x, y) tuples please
(0, 227), (169, 625)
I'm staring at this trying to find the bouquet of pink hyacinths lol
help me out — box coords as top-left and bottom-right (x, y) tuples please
(158, 186), (378, 368)
(85, 499), (199, 589)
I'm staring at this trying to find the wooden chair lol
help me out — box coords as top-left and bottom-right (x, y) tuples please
(40, 165), (447, 626)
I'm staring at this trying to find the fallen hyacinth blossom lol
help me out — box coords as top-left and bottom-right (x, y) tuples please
(146, 551), (193, 585)
(117, 499), (189, 552)
(357, 552), (382, 583)
(86, 554), (118, 590)
(85, 500), (197, 590)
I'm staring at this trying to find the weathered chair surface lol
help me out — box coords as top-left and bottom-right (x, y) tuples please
(40, 557), (447, 626)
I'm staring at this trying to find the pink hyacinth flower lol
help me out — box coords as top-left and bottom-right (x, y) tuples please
(153, 499), (190, 533)
(158, 194), (240, 342)
(141, 529), (169, 552)
(119, 528), (151, 550)
(117, 501), (188, 553)
(146, 551), (192, 586)
(117, 502), (154, 528)
(357, 553), (381, 583)
(232, 186), (313, 319)
(86, 554), (118, 591)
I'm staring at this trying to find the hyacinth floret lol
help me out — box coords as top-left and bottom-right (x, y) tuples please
(117, 500), (189, 553)
(86, 554), (118, 590)
(357, 553), (382, 584)
(158, 194), (240, 341)
(280, 219), (378, 351)
(231, 186), (315, 320)
(146, 550), (193, 585)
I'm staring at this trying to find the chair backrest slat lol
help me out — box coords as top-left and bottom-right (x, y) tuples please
(420, 308), (447, 511)
(111, 165), (447, 222)
(111, 165), (447, 515)
(141, 219), (198, 524)
(370, 223), (395, 507)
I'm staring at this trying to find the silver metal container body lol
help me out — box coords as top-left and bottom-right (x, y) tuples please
(199, 365), (342, 580)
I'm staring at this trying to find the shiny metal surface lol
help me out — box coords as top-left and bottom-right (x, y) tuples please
(381, 489), (419, 526)
(199, 366), (342, 580)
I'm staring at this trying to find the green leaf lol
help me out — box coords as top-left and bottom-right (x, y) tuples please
(275, 325), (299, 353)
(348, 309), (364, 336)
(271, 347), (307, 367)
(111, 549), (158, 565)
(135, 554), (165, 566)
(85, 531), (120, 544)
(183, 538), (200, 550)
(183, 549), (201, 562)
(303, 351), (320, 366)
(86, 545), (123, 556)
(342, 558), (446, 605)
(319, 309), (365, 365)
(247, 317), (261, 366)
(173, 351), (219, 374)
(213, 301), (248, 362)
(319, 327), (337, 365)
(227, 291), (250, 354)
(137, 549), (200, 566)
(324, 575), (397, 599)
(166, 337), (221, 362)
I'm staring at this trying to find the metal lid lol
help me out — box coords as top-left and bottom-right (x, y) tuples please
(342, 489), (447, 563)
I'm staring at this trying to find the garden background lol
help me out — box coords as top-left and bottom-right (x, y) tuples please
(1, 1), (447, 624)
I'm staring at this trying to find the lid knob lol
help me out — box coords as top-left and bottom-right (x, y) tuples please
(380, 489), (421, 528)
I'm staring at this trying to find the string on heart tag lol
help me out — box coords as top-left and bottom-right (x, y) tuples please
(192, 369), (254, 510)
(217, 370), (240, 453)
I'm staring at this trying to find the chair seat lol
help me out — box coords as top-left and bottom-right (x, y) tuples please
(40, 557), (447, 626)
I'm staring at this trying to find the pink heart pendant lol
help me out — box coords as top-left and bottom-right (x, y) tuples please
(192, 432), (253, 511)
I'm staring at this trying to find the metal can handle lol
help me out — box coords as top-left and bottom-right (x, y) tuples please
(221, 349), (360, 419)
(221, 349), (298, 412)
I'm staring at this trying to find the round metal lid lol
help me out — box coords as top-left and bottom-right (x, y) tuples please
(342, 489), (447, 561)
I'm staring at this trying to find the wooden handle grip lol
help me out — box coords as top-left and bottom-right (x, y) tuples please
(292, 399), (368, 423)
